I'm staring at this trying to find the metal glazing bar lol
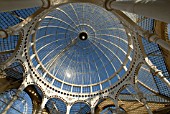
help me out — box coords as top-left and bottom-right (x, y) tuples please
(111, 9), (170, 51)
(0, 0), (43, 12)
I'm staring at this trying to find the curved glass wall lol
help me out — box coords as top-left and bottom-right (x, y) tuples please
(0, 89), (32, 114)
(138, 64), (158, 92)
(70, 102), (91, 114)
(0, 7), (39, 63)
(30, 3), (132, 93)
(4, 62), (24, 80)
(0, 35), (19, 63)
(46, 98), (67, 114)
(139, 17), (170, 97)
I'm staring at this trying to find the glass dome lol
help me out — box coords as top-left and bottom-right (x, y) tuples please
(30, 3), (133, 92)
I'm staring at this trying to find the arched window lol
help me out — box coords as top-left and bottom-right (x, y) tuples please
(46, 98), (67, 114)
(70, 102), (91, 114)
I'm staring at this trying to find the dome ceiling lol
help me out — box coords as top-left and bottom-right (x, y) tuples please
(30, 3), (133, 92)
(1, 1), (170, 114)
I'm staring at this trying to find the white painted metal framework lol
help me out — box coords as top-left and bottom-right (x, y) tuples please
(0, 0), (170, 114)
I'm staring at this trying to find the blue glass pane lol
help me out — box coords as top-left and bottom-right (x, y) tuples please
(70, 102), (91, 114)
(46, 98), (67, 114)
(0, 89), (32, 114)
(31, 3), (131, 92)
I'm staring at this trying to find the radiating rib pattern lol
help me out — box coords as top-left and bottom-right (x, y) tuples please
(31, 3), (132, 92)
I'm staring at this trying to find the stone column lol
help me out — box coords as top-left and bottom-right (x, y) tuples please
(0, 0), (43, 12)
(106, 0), (170, 23)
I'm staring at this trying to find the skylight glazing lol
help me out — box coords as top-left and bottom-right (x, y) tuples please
(70, 102), (91, 114)
(4, 62), (24, 80)
(46, 98), (67, 114)
(138, 64), (158, 92)
(138, 17), (170, 97)
(0, 89), (32, 114)
(0, 35), (19, 63)
(30, 3), (132, 92)
(0, 7), (39, 63)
